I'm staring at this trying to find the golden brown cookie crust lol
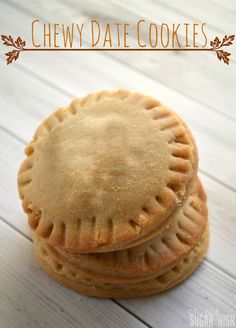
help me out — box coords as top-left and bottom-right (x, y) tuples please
(18, 90), (198, 253)
(33, 177), (207, 285)
(35, 224), (209, 298)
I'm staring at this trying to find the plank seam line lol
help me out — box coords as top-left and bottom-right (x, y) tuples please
(198, 168), (236, 193)
(206, 0), (236, 15)
(148, 0), (233, 36)
(0, 125), (26, 145)
(112, 300), (153, 328)
(206, 257), (236, 281)
(4, 0), (236, 123)
(0, 215), (31, 242)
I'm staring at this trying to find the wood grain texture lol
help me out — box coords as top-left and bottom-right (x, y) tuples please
(107, 0), (236, 119)
(5, 0), (236, 119)
(0, 220), (147, 328)
(148, 0), (236, 33)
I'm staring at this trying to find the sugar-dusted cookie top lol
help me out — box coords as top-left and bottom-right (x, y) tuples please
(18, 90), (198, 253)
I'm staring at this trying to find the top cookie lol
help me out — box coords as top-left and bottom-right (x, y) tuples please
(18, 90), (198, 253)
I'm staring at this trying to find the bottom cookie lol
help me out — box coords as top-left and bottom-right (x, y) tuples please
(35, 225), (209, 298)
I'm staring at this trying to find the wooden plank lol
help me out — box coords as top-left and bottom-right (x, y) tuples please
(149, 0), (236, 33)
(0, 129), (236, 278)
(199, 173), (236, 277)
(0, 65), (70, 141)
(106, 0), (236, 119)
(0, 220), (147, 328)
(208, 0), (236, 13)
(117, 262), (236, 328)
(4, 0), (236, 120)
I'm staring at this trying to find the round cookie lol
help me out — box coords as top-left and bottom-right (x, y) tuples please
(18, 90), (198, 253)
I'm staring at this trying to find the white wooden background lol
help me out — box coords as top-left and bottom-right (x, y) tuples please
(0, 1), (236, 327)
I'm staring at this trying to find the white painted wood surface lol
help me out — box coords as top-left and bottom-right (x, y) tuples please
(0, 1), (236, 327)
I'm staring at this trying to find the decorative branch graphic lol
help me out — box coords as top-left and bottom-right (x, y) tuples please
(1, 35), (26, 64)
(1, 34), (235, 65)
(210, 35), (235, 65)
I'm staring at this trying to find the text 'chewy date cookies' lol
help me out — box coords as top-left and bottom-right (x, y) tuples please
(18, 90), (208, 298)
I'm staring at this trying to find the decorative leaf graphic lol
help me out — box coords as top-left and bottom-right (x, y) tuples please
(210, 35), (235, 49)
(5, 50), (20, 65)
(210, 35), (235, 64)
(216, 50), (231, 65)
(221, 35), (235, 47)
(1, 35), (15, 47)
(1, 35), (26, 64)
(15, 36), (26, 49)
(210, 37), (221, 49)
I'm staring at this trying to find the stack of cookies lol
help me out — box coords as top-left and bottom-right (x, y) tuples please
(18, 90), (209, 298)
